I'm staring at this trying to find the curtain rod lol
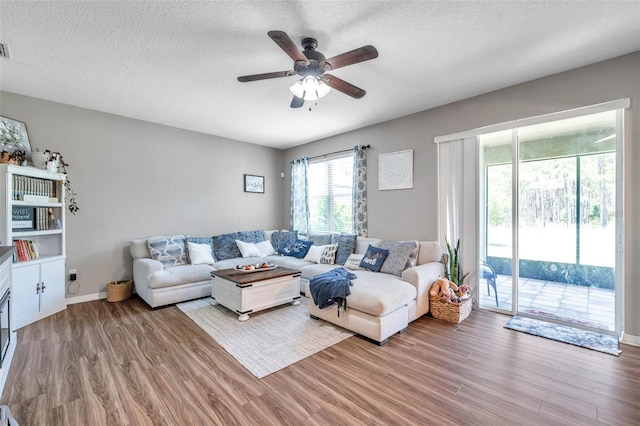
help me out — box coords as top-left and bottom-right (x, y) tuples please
(308, 144), (371, 160)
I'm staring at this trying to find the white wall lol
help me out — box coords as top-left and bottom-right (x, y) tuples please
(0, 92), (286, 299)
(284, 51), (640, 342)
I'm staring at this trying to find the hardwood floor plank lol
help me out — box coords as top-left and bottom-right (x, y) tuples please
(1, 298), (639, 425)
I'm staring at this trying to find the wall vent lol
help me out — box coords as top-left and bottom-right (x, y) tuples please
(0, 43), (9, 59)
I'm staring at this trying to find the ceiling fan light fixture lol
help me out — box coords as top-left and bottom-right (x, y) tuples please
(289, 76), (331, 101)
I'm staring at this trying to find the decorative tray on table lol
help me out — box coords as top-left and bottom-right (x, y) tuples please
(234, 263), (277, 273)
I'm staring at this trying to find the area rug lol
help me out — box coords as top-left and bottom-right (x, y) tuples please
(504, 316), (621, 356)
(177, 297), (354, 378)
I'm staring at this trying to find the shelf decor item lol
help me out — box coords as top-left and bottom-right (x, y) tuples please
(106, 280), (134, 302)
(0, 116), (31, 166)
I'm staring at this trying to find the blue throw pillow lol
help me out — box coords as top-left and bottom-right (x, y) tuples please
(359, 245), (389, 272)
(331, 233), (357, 265)
(277, 239), (313, 259)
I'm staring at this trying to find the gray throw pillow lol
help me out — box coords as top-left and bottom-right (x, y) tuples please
(380, 240), (419, 276)
(307, 233), (333, 246)
(331, 233), (357, 265)
(271, 230), (298, 252)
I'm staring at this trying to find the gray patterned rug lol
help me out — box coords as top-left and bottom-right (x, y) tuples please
(177, 296), (354, 378)
(504, 316), (621, 356)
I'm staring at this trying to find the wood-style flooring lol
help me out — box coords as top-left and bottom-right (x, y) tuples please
(1, 296), (639, 425)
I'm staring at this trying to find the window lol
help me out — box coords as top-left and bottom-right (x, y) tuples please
(308, 154), (354, 233)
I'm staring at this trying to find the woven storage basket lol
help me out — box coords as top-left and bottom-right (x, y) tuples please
(106, 280), (133, 302)
(430, 296), (472, 324)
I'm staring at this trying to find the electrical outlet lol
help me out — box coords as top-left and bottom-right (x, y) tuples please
(69, 269), (77, 281)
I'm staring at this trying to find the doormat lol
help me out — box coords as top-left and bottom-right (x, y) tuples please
(504, 316), (621, 356)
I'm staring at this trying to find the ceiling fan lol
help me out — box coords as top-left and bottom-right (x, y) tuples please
(237, 31), (378, 108)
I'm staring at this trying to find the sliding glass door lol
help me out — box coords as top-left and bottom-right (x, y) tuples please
(478, 110), (621, 334)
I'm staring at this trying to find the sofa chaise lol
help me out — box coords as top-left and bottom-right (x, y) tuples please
(129, 230), (444, 344)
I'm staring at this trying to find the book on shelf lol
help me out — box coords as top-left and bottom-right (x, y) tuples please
(13, 239), (40, 262)
(12, 174), (58, 202)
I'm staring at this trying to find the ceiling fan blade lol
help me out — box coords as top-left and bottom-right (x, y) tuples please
(290, 96), (304, 108)
(237, 71), (295, 82)
(323, 74), (366, 99)
(325, 45), (378, 71)
(268, 30), (309, 65)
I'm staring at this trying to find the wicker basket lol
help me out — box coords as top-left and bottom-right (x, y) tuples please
(430, 295), (473, 324)
(106, 280), (133, 302)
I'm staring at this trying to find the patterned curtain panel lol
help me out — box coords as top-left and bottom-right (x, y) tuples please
(353, 145), (368, 236)
(290, 157), (310, 233)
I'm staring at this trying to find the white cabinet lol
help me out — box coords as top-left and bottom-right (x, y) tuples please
(0, 164), (67, 330)
(12, 259), (66, 329)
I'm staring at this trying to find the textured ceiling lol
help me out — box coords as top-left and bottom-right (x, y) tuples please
(1, 1), (639, 149)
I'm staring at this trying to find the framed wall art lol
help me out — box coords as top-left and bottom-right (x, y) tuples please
(0, 116), (32, 160)
(378, 149), (413, 190)
(244, 174), (265, 193)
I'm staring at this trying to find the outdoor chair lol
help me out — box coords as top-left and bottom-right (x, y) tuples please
(480, 260), (498, 307)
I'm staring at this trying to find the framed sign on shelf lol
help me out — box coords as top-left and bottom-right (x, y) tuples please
(378, 149), (413, 190)
(244, 174), (265, 193)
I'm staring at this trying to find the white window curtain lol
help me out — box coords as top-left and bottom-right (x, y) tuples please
(437, 137), (478, 286)
(290, 157), (310, 233)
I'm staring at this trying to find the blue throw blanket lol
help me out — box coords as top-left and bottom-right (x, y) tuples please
(309, 267), (356, 317)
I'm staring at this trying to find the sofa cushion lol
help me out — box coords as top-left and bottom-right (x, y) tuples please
(213, 233), (242, 260)
(186, 236), (215, 262)
(277, 239), (313, 258)
(359, 245), (389, 272)
(146, 235), (188, 268)
(147, 263), (214, 289)
(268, 255), (313, 270)
(355, 236), (383, 254)
(130, 238), (150, 259)
(237, 230), (265, 243)
(271, 230), (298, 251)
(331, 233), (357, 265)
(418, 241), (443, 265)
(344, 270), (417, 317)
(380, 240), (419, 276)
(299, 263), (340, 281)
(307, 233), (333, 246)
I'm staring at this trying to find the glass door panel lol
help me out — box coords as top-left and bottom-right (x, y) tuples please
(517, 111), (617, 332)
(479, 130), (513, 312)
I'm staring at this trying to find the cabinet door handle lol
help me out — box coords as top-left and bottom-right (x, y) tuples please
(41, 281), (46, 292)
(36, 282), (41, 294)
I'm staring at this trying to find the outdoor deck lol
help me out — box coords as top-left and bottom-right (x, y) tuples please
(478, 274), (616, 332)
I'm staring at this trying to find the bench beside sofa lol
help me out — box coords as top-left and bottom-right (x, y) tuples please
(129, 232), (444, 344)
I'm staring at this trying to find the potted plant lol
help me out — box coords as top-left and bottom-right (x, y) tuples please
(42, 150), (79, 215)
(444, 236), (469, 286)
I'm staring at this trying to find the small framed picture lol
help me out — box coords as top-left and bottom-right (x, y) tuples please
(244, 174), (264, 193)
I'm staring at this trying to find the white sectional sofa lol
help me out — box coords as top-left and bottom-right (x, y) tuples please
(129, 230), (444, 344)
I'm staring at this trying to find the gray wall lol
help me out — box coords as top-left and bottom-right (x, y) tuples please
(284, 51), (640, 340)
(0, 92), (286, 298)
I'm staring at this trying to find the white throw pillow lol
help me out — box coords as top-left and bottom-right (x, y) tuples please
(344, 253), (365, 270)
(235, 239), (260, 257)
(304, 244), (327, 264)
(187, 242), (215, 265)
(236, 239), (276, 258)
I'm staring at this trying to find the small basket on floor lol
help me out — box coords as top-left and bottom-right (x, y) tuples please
(107, 280), (133, 302)
(430, 296), (473, 324)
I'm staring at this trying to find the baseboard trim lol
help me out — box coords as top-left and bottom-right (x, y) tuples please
(66, 292), (107, 305)
(621, 333), (640, 347)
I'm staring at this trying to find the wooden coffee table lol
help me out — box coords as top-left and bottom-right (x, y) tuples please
(210, 266), (301, 321)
